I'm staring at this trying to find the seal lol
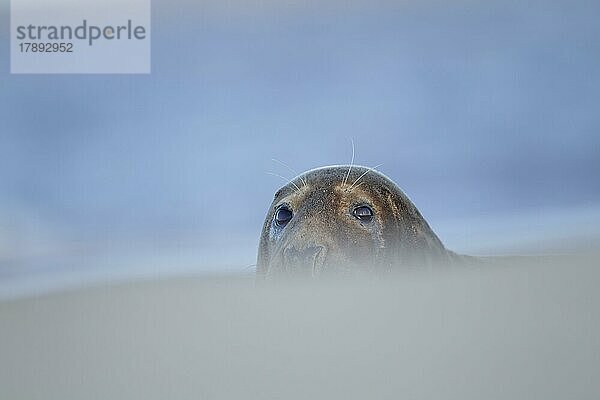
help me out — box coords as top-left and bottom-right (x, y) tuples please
(257, 165), (466, 279)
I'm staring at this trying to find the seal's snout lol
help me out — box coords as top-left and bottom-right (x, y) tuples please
(283, 245), (327, 277)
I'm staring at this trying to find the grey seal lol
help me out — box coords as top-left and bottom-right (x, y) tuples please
(257, 165), (468, 279)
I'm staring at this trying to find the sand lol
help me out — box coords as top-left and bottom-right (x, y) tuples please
(1, 255), (599, 399)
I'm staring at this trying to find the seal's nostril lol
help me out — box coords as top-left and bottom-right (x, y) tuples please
(282, 245), (326, 277)
(310, 246), (327, 277)
(301, 246), (323, 260)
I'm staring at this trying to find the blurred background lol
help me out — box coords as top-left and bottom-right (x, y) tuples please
(1, 0), (599, 298)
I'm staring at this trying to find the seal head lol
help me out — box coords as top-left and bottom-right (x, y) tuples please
(257, 165), (455, 279)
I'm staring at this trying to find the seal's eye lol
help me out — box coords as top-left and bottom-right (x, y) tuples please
(353, 206), (374, 222)
(275, 206), (293, 227)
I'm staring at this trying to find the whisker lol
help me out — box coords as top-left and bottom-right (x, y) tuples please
(343, 138), (355, 186)
(351, 182), (365, 192)
(348, 164), (383, 191)
(271, 158), (307, 187)
(243, 264), (257, 271)
(266, 172), (301, 192)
